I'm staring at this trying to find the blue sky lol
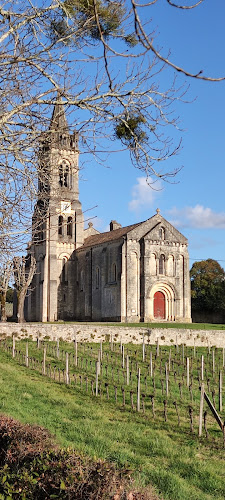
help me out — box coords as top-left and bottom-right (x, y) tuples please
(78, 0), (225, 270)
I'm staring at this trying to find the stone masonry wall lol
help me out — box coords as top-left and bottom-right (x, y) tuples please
(0, 323), (225, 348)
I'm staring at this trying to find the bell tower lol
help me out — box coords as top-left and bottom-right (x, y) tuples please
(28, 95), (84, 321)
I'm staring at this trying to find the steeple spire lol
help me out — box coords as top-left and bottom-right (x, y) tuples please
(50, 91), (69, 132)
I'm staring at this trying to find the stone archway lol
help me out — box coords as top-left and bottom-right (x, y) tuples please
(146, 282), (176, 322)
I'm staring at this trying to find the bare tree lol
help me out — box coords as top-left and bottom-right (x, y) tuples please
(0, 261), (13, 322)
(0, 0), (223, 260)
(13, 255), (36, 323)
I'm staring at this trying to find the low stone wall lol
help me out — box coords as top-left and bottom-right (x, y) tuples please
(0, 323), (225, 347)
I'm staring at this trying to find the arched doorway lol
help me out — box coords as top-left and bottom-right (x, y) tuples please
(146, 282), (176, 322)
(154, 291), (165, 319)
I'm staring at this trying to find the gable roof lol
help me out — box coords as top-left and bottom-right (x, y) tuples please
(77, 222), (142, 251)
(77, 212), (188, 252)
(128, 213), (188, 244)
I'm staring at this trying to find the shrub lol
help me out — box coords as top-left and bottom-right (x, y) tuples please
(0, 415), (153, 499)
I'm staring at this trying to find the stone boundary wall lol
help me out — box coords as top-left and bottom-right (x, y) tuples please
(0, 323), (225, 347)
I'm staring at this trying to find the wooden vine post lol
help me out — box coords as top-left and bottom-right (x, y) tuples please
(12, 335), (15, 359)
(122, 345), (125, 369)
(199, 383), (204, 437)
(165, 363), (169, 396)
(98, 349), (101, 374)
(26, 342), (29, 368)
(137, 368), (141, 412)
(219, 371), (222, 412)
(74, 338), (77, 367)
(66, 352), (69, 385)
(186, 357), (189, 387)
(156, 339), (159, 357)
(43, 347), (46, 376)
(142, 333), (145, 362)
(201, 355), (204, 381)
(150, 351), (153, 377)
(126, 355), (129, 385)
(212, 350), (215, 375)
(96, 360), (100, 396)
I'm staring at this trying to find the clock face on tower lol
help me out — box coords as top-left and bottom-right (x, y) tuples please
(61, 201), (71, 213)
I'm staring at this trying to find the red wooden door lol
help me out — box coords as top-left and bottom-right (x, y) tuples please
(154, 291), (165, 319)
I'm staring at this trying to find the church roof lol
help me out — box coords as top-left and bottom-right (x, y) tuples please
(78, 211), (188, 252)
(49, 93), (69, 132)
(78, 222), (142, 250)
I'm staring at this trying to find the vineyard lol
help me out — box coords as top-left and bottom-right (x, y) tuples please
(1, 334), (224, 445)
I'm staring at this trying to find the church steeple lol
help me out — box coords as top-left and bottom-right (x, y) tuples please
(50, 92), (69, 133)
(45, 92), (78, 151)
(29, 93), (84, 322)
(37, 93), (80, 203)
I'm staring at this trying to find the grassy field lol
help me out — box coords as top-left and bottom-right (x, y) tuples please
(0, 339), (224, 500)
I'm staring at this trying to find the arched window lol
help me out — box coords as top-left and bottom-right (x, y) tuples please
(60, 135), (67, 145)
(58, 216), (63, 236)
(159, 254), (165, 275)
(96, 267), (100, 289)
(59, 161), (71, 188)
(59, 164), (63, 187)
(67, 217), (73, 237)
(159, 227), (165, 240)
(64, 165), (69, 187)
(112, 262), (117, 282)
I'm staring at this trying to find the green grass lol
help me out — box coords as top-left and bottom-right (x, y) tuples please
(0, 341), (224, 500)
(40, 321), (225, 330)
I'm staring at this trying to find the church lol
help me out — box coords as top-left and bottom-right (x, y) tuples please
(26, 99), (191, 323)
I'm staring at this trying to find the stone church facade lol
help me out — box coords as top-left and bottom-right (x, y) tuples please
(26, 100), (191, 323)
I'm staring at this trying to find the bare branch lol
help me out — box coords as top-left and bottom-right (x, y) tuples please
(0, 0), (223, 265)
(130, 0), (225, 81)
(166, 0), (204, 9)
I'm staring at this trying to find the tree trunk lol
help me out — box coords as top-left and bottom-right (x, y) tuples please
(17, 290), (26, 323)
(0, 293), (7, 322)
(14, 255), (36, 323)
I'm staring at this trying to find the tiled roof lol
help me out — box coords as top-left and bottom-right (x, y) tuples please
(77, 222), (142, 251)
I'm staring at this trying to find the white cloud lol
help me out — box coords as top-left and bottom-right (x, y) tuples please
(129, 177), (162, 212)
(167, 204), (225, 229)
